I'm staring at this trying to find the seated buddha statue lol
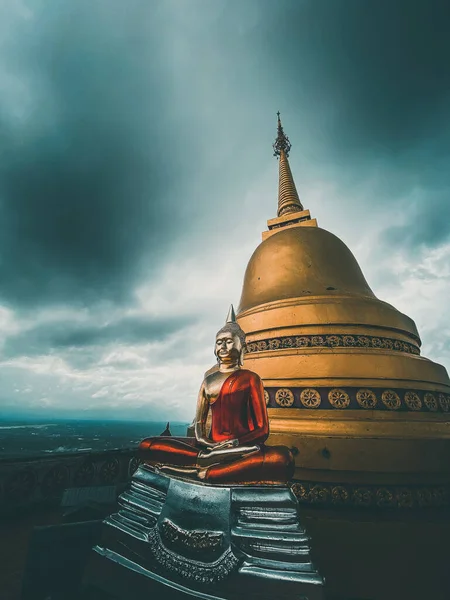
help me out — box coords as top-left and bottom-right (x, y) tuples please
(139, 306), (294, 485)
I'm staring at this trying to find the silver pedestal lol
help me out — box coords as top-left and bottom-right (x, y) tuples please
(84, 466), (325, 600)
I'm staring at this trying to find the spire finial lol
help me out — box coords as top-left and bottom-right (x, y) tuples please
(226, 305), (236, 324)
(273, 111), (292, 159)
(271, 113), (304, 217)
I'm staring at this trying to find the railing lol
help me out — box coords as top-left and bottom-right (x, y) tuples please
(0, 448), (140, 515)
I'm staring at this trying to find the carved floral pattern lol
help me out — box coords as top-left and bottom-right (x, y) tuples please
(292, 481), (450, 509)
(396, 488), (414, 508)
(431, 487), (447, 506)
(275, 388), (295, 407)
(309, 485), (329, 503)
(439, 393), (450, 412)
(353, 488), (372, 506)
(42, 465), (69, 497)
(416, 488), (433, 507)
(328, 388), (350, 409)
(356, 389), (377, 409)
(2, 451), (136, 509)
(5, 469), (36, 502)
(264, 390), (270, 406)
(161, 518), (223, 553)
(147, 526), (239, 584)
(100, 458), (120, 483)
(74, 461), (96, 486)
(291, 483), (309, 502)
(381, 390), (401, 410)
(376, 488), (395, 508)
(245, 334), (420, 355)
(326, 335), (341, 347)
(404, 391), (422, 411)
(424, 393), (438, 412)
(300, 388), (321, 408)
(266, 386), (450, 412)
(331, 486), (349, 505)
(128, 457), (141, 477)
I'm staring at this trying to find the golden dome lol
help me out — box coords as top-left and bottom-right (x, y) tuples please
(239, 225), (375, 311)
(238, 224), (421, 344)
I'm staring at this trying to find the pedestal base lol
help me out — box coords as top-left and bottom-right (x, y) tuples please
(83, 465), (325, 600)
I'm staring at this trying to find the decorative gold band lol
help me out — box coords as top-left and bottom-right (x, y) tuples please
(265, 387), (450, 412)
(246, 334), (419, 355)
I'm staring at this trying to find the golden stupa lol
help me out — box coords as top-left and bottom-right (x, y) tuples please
(236, 114), (450, 600)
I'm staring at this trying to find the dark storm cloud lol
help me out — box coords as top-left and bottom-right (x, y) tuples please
(3, 313), (197, 357)
(256, 0), (450, 153)
(1, 0), (448, 314)
(0, 1), (195, 307)
(251, 0), (450, 247)
(380, 187), (450, 251)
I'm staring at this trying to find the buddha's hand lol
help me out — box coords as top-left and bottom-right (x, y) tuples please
(197, 438), (239, 453)
(211, 438), (239, 451)
(196, 437), (216, 449)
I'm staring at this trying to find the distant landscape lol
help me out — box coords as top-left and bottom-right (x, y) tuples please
(0, 419), (190, 459)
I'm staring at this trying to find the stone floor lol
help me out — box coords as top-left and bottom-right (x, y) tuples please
(0, 507), (62, 600)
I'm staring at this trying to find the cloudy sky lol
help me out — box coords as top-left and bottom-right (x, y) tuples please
(0, 0), (449, 421)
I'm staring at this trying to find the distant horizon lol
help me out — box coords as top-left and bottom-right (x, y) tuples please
(0, 414), (191, 424)
(0, 419), (191, 458)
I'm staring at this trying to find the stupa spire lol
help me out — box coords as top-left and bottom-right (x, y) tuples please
(273, 112), (304, 217)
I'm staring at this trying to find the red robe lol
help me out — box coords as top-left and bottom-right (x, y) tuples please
(209, 369), (269, 445)
(138, 369), (294, 484)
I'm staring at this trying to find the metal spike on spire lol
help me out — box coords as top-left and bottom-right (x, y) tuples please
(273, 111), (292, 158)
(272, 112), (304, 217)
(226, 305), (236, 323)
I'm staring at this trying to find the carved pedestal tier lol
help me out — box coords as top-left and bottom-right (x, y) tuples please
(83, 465), (325, 600)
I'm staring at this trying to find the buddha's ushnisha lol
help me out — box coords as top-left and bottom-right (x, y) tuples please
(139, 306), (294, 485)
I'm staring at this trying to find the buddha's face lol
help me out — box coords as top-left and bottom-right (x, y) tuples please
(215, 331), (242, 365)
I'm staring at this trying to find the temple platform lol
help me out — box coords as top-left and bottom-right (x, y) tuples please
(82, 465), (325, 600)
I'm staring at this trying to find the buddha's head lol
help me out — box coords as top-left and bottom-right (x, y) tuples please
(215, 314), (246, 368)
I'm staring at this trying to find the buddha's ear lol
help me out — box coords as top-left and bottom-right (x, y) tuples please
(239, 347), (245, 367)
